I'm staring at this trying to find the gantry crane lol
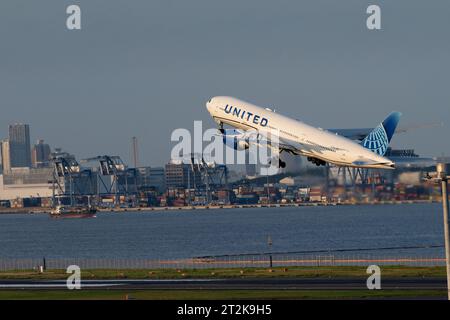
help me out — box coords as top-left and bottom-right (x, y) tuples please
(80, 155), (131, 206)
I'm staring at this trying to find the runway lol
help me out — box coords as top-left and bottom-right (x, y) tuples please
(0, 277), (446, 290)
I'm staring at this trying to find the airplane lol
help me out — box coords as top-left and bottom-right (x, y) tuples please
(205, 96), (401, 170)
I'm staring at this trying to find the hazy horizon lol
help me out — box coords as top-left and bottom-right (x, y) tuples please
(1, 0), (449, 167)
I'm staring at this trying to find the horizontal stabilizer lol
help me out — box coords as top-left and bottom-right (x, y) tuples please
(353, 160), (378, 166)
(352, 158), (395, 169)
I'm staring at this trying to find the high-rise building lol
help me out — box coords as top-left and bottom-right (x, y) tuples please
(32, 139), (51, 168)
(9, 123), (31, 168)
(0, 139), (11, 173)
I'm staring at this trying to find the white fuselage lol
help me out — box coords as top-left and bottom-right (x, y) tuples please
(206, 96), (395, 169)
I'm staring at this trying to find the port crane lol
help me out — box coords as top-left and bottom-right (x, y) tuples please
(187, 153), (229, 204)
(50, 153), (81, 207)
(80, 155), (136, 206)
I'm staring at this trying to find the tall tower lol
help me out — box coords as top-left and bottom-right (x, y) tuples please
(132, 136), (139, 168)
(9, 123), (32, 168)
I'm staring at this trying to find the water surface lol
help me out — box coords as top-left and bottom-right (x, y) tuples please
(0, 203), (444, 259)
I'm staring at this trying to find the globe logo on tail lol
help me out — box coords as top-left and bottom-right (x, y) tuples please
(362, 123), (389, 156)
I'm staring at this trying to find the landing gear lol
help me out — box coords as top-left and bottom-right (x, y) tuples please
(218, 121), (224, 134)
(307, 157), (326, 166)
(268, 158), (286, 169)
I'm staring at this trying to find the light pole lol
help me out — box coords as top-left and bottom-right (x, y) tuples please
(426, 162), (450, 300)
(267, 235), (273, 268)
(437, 163), (450, 300)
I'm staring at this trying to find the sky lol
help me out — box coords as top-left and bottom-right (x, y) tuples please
(0, 0), (449, 167)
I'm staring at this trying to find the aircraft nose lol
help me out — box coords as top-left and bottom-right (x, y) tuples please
(206, 98), (214, 113)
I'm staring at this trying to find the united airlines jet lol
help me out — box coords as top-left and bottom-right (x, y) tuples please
(206, 96), (401, 169)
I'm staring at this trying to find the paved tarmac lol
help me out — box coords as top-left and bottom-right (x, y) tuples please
(0, 277), (446, 290)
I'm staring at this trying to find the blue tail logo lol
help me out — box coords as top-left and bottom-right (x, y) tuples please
(361, 112), (401, 156)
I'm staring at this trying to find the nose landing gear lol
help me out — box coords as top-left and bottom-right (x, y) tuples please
(217, 121), (224, 134)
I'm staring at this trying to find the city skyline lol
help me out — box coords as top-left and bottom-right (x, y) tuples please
(0, 122), (159, 168)
(0, 122), (188, 169)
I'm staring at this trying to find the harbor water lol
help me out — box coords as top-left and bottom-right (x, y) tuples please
(0, 203), (445, 260)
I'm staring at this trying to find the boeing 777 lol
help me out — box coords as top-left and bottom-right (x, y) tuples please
(205, 96), (401, 169)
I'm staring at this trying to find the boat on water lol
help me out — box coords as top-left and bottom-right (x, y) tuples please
(50, 205), (97, 218)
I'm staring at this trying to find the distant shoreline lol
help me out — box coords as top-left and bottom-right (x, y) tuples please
(0, 200), (438, 215)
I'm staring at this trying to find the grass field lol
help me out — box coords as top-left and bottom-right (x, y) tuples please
(0, 265), (446, 280)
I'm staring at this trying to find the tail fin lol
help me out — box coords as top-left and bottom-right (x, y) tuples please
(361, 111), (402, 156)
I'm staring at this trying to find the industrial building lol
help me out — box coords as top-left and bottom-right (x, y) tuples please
(165, 161), (202, 189)
(137, 166), (165, 192)
(0, 167), (54, 202)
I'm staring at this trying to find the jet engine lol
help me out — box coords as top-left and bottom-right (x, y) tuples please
(222, 129), (249, 150)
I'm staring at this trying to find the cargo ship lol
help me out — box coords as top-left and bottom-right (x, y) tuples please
(50, 205), (97, 218)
